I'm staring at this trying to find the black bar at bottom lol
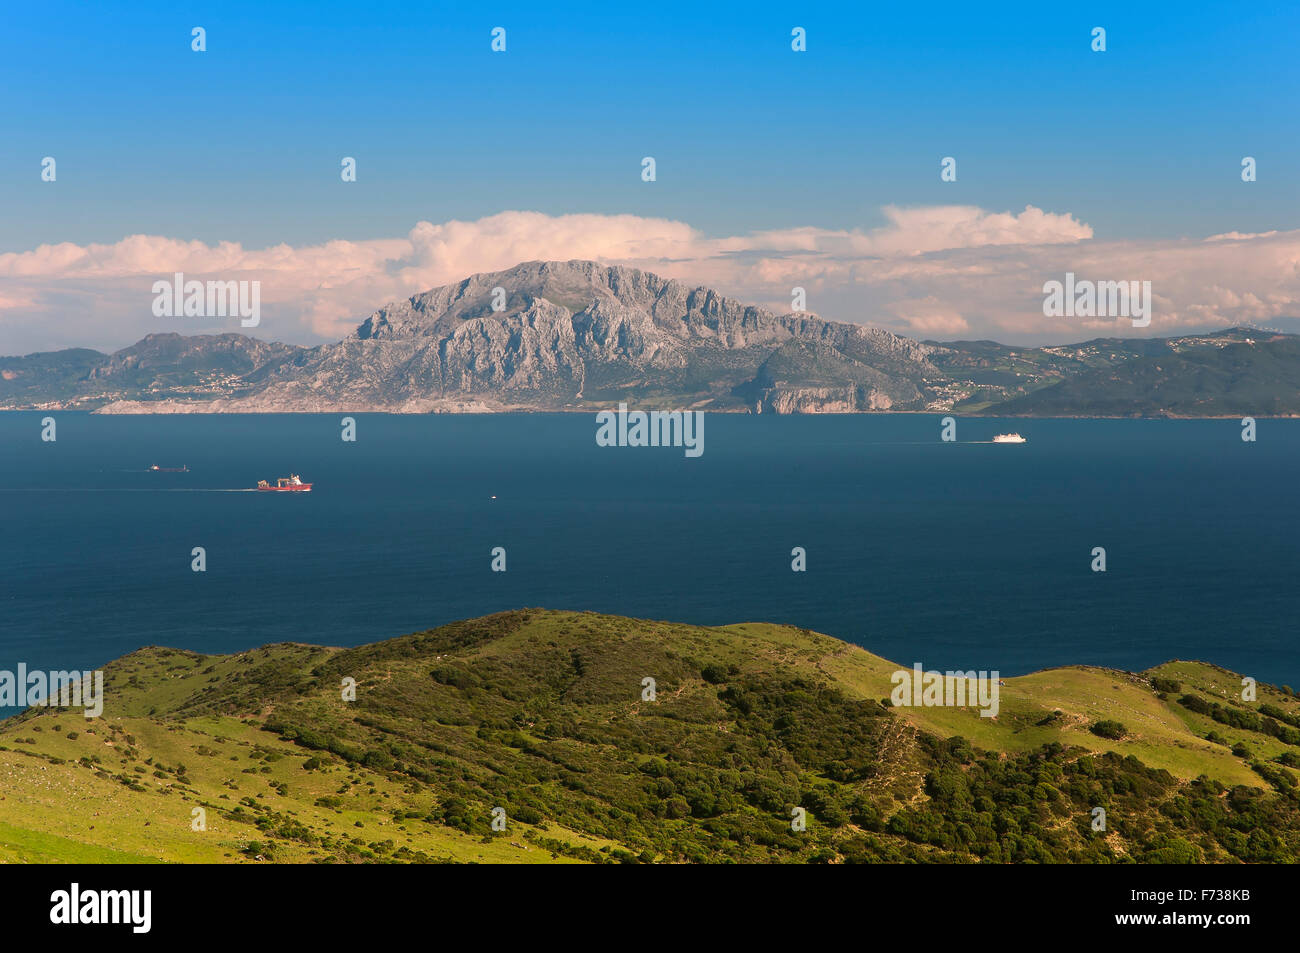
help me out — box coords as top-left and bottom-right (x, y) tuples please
(0, 862), (1276, 941)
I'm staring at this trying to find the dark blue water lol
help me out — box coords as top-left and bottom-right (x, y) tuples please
(2, 412), (1297, 709)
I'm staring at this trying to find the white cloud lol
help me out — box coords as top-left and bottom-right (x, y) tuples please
(0, 206), (1296, 354)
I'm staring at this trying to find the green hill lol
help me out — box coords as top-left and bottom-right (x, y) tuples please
(3, 609), (1300, 864)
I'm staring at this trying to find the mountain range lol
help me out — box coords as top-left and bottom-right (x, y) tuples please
(3, 260), (1297, 416)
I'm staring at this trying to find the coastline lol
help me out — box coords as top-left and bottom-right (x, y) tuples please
(0, 405), (1291, 420)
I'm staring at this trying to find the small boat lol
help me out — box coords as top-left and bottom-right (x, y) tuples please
(992, 433), (1026, 444)
(149, 464), (189, 472)
(256, 474), (312, 492)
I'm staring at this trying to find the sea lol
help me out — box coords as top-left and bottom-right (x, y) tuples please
(1, 411), (1297, 715)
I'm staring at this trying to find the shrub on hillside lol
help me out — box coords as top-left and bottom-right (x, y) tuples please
(1090, 720), (1127, 740)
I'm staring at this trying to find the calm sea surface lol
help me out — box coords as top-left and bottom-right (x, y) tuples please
(2, 412), (1297, 712)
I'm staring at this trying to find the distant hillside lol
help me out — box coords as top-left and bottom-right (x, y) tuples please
(3, 609), (1300, 863)
(2, 260), (1296, 416)
(987, 334), (1300, 416)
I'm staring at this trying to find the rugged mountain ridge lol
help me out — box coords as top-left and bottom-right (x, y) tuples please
(1, 260), (1296, 415)
(230, 261), (938, 413)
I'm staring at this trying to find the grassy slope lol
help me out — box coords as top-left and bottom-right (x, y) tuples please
(1, 609), (1297, 863)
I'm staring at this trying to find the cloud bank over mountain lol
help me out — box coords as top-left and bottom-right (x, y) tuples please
(1, 205), (1296, 355)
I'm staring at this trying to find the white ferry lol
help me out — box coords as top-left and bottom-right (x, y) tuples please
(992, 433), (1026, 444)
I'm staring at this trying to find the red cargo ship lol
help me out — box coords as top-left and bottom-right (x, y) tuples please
(257, 474), (312, 492)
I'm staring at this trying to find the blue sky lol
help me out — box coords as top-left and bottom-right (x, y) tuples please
(0, 1), (1297, 353)
(3, 0), (1296, 249)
